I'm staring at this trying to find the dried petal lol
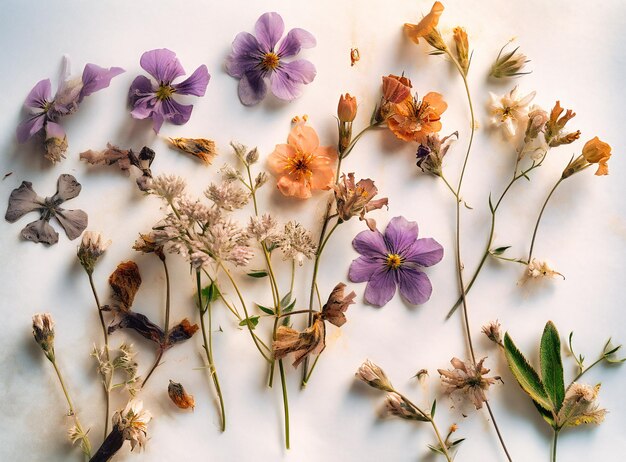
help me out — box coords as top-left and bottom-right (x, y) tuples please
(273, 316), (325, 367)
(5, 181), (44, 222)
(321, 282), (356, 327)
(21, 218), (59, 245)
(55, 208), (88, 240)
(168, 380), (195, 410)
(168, 137), (217, 165)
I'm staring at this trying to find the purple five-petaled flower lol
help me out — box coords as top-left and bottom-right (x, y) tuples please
(16, 56), (124, 163)
(128, 49), (210, 133)
(349, 216), (444, 307)
(225, 12), (316, 106)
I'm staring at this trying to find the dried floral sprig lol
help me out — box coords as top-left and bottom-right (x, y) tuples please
(488, 85), (536, 137)
(168, 137), (217, 165)
(334, 173), (388, 231)
(490, 41), (531, 78)
(438, 357), (502, 410)
(5, 174), (88, 245)
(80, 144), (155, 192)
(16, 56), (124, 163)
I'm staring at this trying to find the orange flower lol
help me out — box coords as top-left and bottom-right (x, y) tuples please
(267, 124), (338, 199)
(404, 2), (447, 51)
(382, 74), (413, 104)
(387, 92), (448, 143)
(582, 136), (612, 176)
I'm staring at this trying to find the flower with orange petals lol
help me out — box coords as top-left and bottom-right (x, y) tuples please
(404, 2), (447, 51)
(267, 124), (338, 199)
(563, 137), (612, 178)
(387, 92), (448, 143)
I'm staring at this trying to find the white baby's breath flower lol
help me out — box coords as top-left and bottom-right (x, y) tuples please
(205, 182), (250, 211)
(488, 85), (536, 137)
(275, 221), (316, 265)
(150, 174), (186, 202)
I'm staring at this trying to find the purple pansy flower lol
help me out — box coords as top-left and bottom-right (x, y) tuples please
(128, 49), (210, 133)
(16, 56), (124, 163)
(225, 12), (316, 106)
(349, 216), (443, 307)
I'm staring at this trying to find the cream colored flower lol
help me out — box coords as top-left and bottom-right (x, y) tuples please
(557, 383), (607, 427)
(438, 357), (500, 409)
(77, 231), (111, 273)
(355, 359), (394, 392)
(522, 258), (564, 283)
(488, 85), (536, 137)
(112, 400), (152, 451)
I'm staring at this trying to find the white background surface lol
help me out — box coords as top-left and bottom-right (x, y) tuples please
(1, 1), (625, 461)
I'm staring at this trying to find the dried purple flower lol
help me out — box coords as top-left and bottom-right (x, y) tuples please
(80, 144), (155, 192)
(225, 12), (316, 105)
(416, 132), (458, 176)
(438, 357), (501, 409)
(5, 174), (88, 245)
(334, 173), (388, 231)
(348, 216), (443, 307)
(128, 49), (210, 133)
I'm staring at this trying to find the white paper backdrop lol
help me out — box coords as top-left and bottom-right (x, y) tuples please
(1, 1), (624, 461)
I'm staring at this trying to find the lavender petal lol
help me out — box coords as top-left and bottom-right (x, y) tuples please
(140, 49), (185, 84)
(270, 60), (316, 101)
(255, 12), (285, 52)
(384, 216), (419, 255)
(128, 75), (157, 119)
(397, 268), (432, 305)
(24, 79), (52, 110)
(277, 28), (316, 58)
(348, 256), (381, 283)
(238, 70), (268, 106)
(161, 98), (193, 126)
(173, 65), (210, 96)
(363, 268), (397, 307)
(16, 113), (46, 143)
(352, 228), (387, 258)
(404, 238), (444, 267)
(21, 218), (59, 245)
(5, 181), (44, 222)
(55, 208), (88, 240)
(52, 174), (81, 202)
(79, 64), (124, 102)
(225, 32), (263, 78)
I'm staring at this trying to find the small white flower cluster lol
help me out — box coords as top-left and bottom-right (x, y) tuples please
(248, 213), (278, 242)
(150, 174), (187, 202)
(205, 181), (250, 211)
(274, 221), (317, 265)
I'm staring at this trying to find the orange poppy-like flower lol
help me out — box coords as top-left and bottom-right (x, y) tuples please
(387, 92), (448, 144)
(404, 2), (447, 51)
(267, 124), (338, 199)
(582, 136), (611, 176)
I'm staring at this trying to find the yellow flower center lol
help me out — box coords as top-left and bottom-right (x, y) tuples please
(285, 152), (314, 180)
(156, 84), (175, 101)
(386, 253), (402, 269)
(261, 52), (280, 71)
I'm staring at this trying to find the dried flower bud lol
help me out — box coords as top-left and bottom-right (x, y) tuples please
(320, 282), (356, 327)
(168, 380), (195, 410)
(132, 232), (165, 260)
(33, 313), (55, 360)
(557, 383), (607, 427)
(254, 171), (268, 189)
(230, 141), (247, 159)
(414, 369), (429, 382)
(545, 101), (580, 147)
(416, 132), (458, 176)
(490, 42), (530, 78)
(582, 137), (611, 176)
(44, 131), (69, 164)
(338, 93), (357, 123)
(350, 48), (360, 66)
(245, 147), (259, 165)
(334, 173), (388, 231)
(522, 259), (564, 282)
(168, 137), (217, 165)
(220, 164), (242, 182)
(453, 27), (470, 75)
(356, 359), (394, 392)
(481, 320), (503, 346)
(77, 231), (111, 274)
(384, 392), (428, 421)
(518, 106), (549, 160)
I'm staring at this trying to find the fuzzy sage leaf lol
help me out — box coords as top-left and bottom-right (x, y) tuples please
(540, 321), (565, 412)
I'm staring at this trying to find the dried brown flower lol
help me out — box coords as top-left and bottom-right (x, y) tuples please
(132, 232), (165, 260)
(32, 313), (55, 360)
(350, 48), (360, 66)
(355, 359), (394, 392)
(168, 137), (217, 165)
(77, 231), (111, 274)
(80, 144), (155, 191)
(481, 320), (503, 346)
(416, 132), (458, 176)
(273, 315), (325, 367)
(320, 282), (356, 327)
(438, 357), (501, 409)
(168, 380), (195, 410)
(334, 173), (388, 231)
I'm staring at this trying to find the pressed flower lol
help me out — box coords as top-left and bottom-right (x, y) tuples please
(267, 123), (338, 199)
(488, 85), (536, 137)
(133, 232), (165, 260)
(355, 359), (394, 392)
(225, 12), (316, 105)
(522, 258), (564, 282)
(337, 93), (357, 154)
(16, 56), (124, 163)
(77, 231), (111, 274)
(5, 174), (88, 245)
(168, 380), (195, 410)
(404, 1), (447, 51)
(452, 27), (470, 75)
(557, 383), (607, 427)
(350, 48), (360, 66)
(384, 392), (427, 421)
(490, 42), (531, 78)
(274, 221), (317, 265)
(320, 282), (356, 327)
(128, 49), (210, 133)
(32, 313), (55, 360)
(416, 131), (458, 176)
(150, 174), (187, 202)
(168, 137), (217, 165)
(388, 92), (448, 144)
(581, 137), (611, 176)
(544, 101), (580, 147)
(377, 74), (413, 122)
(438, 357), (501, 409)
(481, 320), (503, 346)
(247, 213), (278, 242)
(334, 173), (388, 231)
(273, 315), (325, 367)
(518, 106), (549, 160)
(115, 400), (152, 450)
(205, 181), (250, 211)
(348, 216), (443, 307)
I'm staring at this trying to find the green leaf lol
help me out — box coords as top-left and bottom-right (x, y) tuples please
(540, 321), (565, 412)
(257, 304), (275, 316)
(533, 400), (557, 429)
(247, 270), (268, 278)
(238, 316), (260, 329)
(430, 399), (436, 418)
(449, 438), (465, 447)
(281, 298), (297, 326)
(490, 246), (511, 256)
(279, 291), (292, 308)
(201, 283), (220, 303)
(504, 332), (552, 411)
(427, 445), (445, 455)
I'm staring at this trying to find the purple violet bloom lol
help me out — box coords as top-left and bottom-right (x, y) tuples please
(349, 216), (443, 307)
(16, 56), (124, 163)
(128, 49), (210, 133)
(225, 12), (316, 106)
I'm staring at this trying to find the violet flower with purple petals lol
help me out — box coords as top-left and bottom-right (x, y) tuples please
(349, 216), (443, 307)
(225, 12), (316, 106)
(16, 56), (124, 163)
(128, 49), (210, 133)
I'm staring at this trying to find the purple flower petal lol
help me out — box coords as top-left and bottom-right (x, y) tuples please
(79, 64), (124, 102)
(238, 70), (268, 106)
(16, 114), (46, 143)
(352, 229), (387, 258)
(140, 49), (185, 84)
(397, 268), (432, 305)
(5, 181), (44, 222)
(404, 238), (444, 267)
(349, 256), (381, 283)
(52, 174), (81, 202)
(24, 79), (52, 110)
(45, 121), (66, 141)
(173, 65), (210, 96)
(225, 32), (263, 78)
(21, 218), (59, 245)
(384, 216), (419, 255)
(364, 267), (397, 307)
(255, 12), (284, 52)
(161, 98), (193, 126)
(129, 75), (157, 120)
(270, 59), (316, 101)
(55, 208), (88, 240)
(277, 28), (316, 58)
(150, 108), (165, 133)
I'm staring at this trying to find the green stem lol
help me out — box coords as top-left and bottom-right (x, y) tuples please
(196, 270), (226, 431)
(571, 356), (604, 384)
(340, 123), (380, 160)
(87, 272), (110, 440)
(528, 177), (563, 263)
(141, 349), (163, 389)
(279, 360), (290, 449)
(551, 430), (559, 462)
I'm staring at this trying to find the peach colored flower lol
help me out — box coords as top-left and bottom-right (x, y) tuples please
(582, 136), (612, 176)
(387, 92), (448, 143)
(404, 2), (447, 51)
(382, 74), (413, 105)
(267, 124), (338, 199)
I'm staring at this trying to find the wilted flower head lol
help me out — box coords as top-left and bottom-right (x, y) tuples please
(453, 27), (470, 76)
(490, 42), (530, 78)
(5, 174), (88, 245)
(113, 400), (152, 451)
(545, 101), (580, 147)
(388, 92), (448, 144)
(273, 315), (325, 367)
(518, 106), (549, 160)
(220, 163), (243, 182)
(16, 56), (124, 163)
(334, 173), (388, 231)
(488, 85), (535, 137)
(274, 221), (317, 265)
(168, 137), (217, 165)
(267, 123), (338, 199)
(225, 12), (316, 105)
(128, 49), (210, 133)
(416, 131), (458, 176)
(247, 213), (278, 242)
(80, 144), (155, 192)
(377, 74), (413, 122)
(355, 359), (394, 392)
(32, 313), (55, 360)
(320, 282), (356, 327)
(384, 392), (427, 421)
(557, 383), (607, 427)
(522, 258), (564, 283)
(404, 2), (447, 51)
(77, 231), (111, 274)
(562, 137), (612, 179)
(150, 174), (187, 202)
(132, 232), (165, 260)
(438, 357), (501, 409)
(168, 380), (195, 410)
(481, 320), (503, 346)
(205, 181), (250, 211)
